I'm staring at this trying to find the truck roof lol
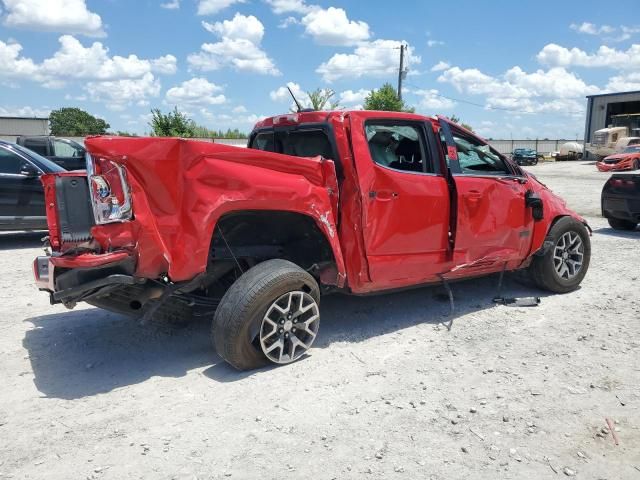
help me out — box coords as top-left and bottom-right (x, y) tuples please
(253, 110), (434, 129)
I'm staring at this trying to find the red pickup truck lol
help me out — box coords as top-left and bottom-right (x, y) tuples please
(33, 111), (591, 370)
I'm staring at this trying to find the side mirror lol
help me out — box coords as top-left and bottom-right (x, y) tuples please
(20, 163), (40, 178)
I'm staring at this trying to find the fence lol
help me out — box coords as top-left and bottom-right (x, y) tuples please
(487, 139), (583, 156)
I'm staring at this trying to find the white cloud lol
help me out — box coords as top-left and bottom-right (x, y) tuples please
(2, 0), (104, 37)
(165, 77), (226, 106)
(197, 0), (244, 15)
(86, 72), (161, 111)
(265, 0), (313, 15)
(232, 105), (247, 113)
(427, 39), (444, 47)
(412, 89), (455, 110)
(300, 7), (370, 46)
(202, 13), (264, 44)
(270, 81), (307, 102)
(0, 105), (51, 117)
(317, 39), (420, 82)
(606, 72), (640, 92)
(339, 88), (368, 105)
(161, 0), (180, 9)
(537, 43), (640, 70)
(188, 13), (280, 75)
(0, 35), (177, 91)
(437, 65), (598, 116)
(431, 60), (450, 72)
(278, 16), (299, 28)
(570, 22), (614, 35)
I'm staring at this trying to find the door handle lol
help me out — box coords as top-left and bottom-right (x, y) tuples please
(369, 190), (398, 201)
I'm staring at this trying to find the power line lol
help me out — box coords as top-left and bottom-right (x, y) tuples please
(404, 82), (585, 116)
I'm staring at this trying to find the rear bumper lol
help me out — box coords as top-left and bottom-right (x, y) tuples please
(602, 194), (640, 222)
(33, 251), (137, 304)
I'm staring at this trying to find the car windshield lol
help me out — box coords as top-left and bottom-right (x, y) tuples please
(12, 143), (66, 172)
(623, 146), (640, 153)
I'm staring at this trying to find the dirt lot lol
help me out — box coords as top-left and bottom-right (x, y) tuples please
(0, 161), (638, 479)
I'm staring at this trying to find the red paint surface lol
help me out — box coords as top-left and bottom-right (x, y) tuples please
(41, 111), (585, 296)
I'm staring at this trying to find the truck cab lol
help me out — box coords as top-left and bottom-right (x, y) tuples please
(16, 136), (86, 171)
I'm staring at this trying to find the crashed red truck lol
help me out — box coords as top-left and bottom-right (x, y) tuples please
(33, 111), (591, 370)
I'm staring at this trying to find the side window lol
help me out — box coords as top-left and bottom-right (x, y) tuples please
(53, 139), (82, 157)
(23, 139), (48, 156)
(365, 123), (431, 173)
(0, 148), (28, 174)
(451, 132), (510, 175)
(250, 132), (275, 152)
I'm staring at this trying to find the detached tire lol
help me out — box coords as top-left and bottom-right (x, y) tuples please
(608, 218), (638, 231)
(529, 217), (590, 293)
(212, 259), (321, 371)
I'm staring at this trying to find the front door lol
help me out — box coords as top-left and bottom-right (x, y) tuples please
(440, 121), (534, 277)
(0, 147), (45, 229)
(350, 114), (451, 290)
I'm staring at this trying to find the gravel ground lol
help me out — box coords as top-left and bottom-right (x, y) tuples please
(0, 160), (638, 479)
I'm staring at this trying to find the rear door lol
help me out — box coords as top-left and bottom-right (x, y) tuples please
(440, 120), (534, 276)
(349, 113), (450, 289)
(0, 146), (45, 229)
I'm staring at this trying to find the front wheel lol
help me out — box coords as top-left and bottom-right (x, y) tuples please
(212, 259), (321, 370)
(633, 159), (640, 170)
(529, 217), (590, 293)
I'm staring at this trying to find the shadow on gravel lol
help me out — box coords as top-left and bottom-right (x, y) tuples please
(0, 231), (45, 251)
(25, 273), (551, 397)
(593, 226), (639, 238)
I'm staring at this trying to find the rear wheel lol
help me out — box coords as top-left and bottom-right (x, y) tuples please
(633, 159), (640, 170)
(212, 259), (321, 370)
(529, 217), (590, 293)
(608, 218), (638, 231)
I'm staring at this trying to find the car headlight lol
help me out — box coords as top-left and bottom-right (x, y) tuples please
(86, 152), (133, 224)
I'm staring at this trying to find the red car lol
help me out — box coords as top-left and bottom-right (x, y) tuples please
(33, 111), (591, 370)
(596, 146), (640, 172)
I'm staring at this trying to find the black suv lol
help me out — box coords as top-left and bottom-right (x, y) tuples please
(0, 140), (65, 231)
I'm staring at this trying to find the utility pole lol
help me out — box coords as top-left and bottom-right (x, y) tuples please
(397, 44), (405, 101)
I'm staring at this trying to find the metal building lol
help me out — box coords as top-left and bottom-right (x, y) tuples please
(0, 116), (49, 142)
(583, 90), (640, 158)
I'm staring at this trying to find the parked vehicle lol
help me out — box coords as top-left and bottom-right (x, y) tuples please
(601, 173), (640, 230)
(0, 140), (65, 231)
(512, 148), (543, 165)
(596, 146), (640, 172)
(33, 111), (591, 370)
(16, 135), (86, 170)
(555, 142), (583, 161)
(585, 113), (640, 159)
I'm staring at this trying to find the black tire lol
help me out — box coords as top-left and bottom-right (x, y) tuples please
(212, 259), (320, 370)
(607, 218), (638, 231)
(532, 157), (539, 165)
(633, 159), (640, 171)
(529, 217), (590, 293)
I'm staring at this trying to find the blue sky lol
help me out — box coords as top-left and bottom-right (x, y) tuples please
(1, 0), (639, 138)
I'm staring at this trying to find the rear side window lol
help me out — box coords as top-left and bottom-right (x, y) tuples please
(0, 147), (28, 174)
(366, 122), (432, 173)
(53, 139), (83, 157)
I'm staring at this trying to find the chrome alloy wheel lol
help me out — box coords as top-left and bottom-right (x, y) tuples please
(552, 231), (584, 280)
(259, 291), (320, 364)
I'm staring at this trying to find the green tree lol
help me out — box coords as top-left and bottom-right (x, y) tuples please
(49, 107), (110, 135)
(149, 107), (196, 137)
(449, 115), (474, 132)
(306, 88), (340, 111)
(363, 83), (414, 112)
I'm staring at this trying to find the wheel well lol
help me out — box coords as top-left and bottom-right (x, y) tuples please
(208, 210), (337, 282)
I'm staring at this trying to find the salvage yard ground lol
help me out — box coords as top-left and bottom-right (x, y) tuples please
(0, 160), (638, 479)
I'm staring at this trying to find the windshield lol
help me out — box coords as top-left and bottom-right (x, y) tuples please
(13, 143), (66, 172)
(623, 146), (640, 153)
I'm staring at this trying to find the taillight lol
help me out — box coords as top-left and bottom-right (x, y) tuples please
(610, 178), (635, 189)
(86, 152), (133, 224)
